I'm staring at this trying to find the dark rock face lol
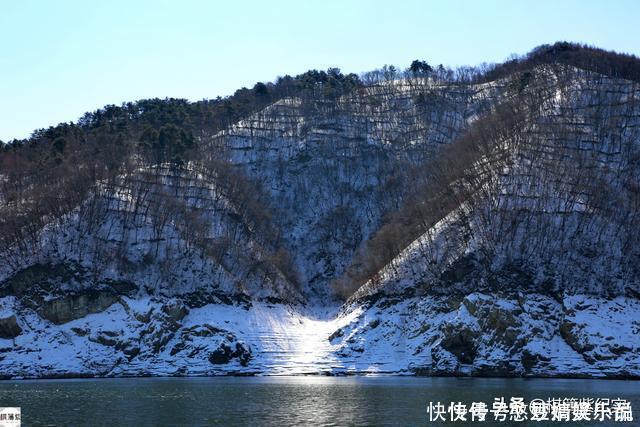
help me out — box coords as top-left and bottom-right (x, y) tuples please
(0, 315), (22, 339)
(234, 342), (252, 366)
(208, 343), (234, 364)
(0, 263), (78, 298)
(0, 263), (129, 326)
(208, 341), (252, 366)
(40, 291), (119, 324)
(439, 325), (479, 364)
(439, 255), (479, 285)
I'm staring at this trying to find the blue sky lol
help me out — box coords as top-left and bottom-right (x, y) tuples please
(1, 0), (639, 141)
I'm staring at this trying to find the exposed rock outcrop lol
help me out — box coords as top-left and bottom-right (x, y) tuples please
(0, 315), (21, 339)
(40, 291), (119, 325)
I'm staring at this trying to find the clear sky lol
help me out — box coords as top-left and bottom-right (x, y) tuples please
(1, 0), (639, 142)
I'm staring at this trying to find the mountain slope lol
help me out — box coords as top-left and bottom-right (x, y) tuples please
(352, 65), (640, 300)
(0, 44), (639, 378)
(333, 65), (640, 377)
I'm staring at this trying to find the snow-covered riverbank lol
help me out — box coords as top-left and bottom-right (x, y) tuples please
(1, 292), (638, 379)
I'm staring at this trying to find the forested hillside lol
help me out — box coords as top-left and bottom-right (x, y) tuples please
(0, 42), (639, 378)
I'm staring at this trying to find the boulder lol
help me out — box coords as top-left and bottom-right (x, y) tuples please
(161, 300), (189, 322)
(0, 315), (22, 339)
(208, 341), (252, 366)
(208, 343), (234, 364)
(235, 342), (252, 367)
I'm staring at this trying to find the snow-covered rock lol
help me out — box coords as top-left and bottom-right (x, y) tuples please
(0, 65), (639, 379)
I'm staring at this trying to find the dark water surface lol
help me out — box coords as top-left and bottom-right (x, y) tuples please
(0, 376), (637, 426)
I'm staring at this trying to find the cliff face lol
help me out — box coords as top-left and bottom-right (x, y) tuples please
(0, 62), (639, 379)
(209, 78), (507, 298)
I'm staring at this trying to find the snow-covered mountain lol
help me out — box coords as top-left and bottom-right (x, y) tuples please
(1, 47), (639, 379)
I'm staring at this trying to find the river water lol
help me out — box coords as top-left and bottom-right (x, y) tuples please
(0, 376), (637, 426)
